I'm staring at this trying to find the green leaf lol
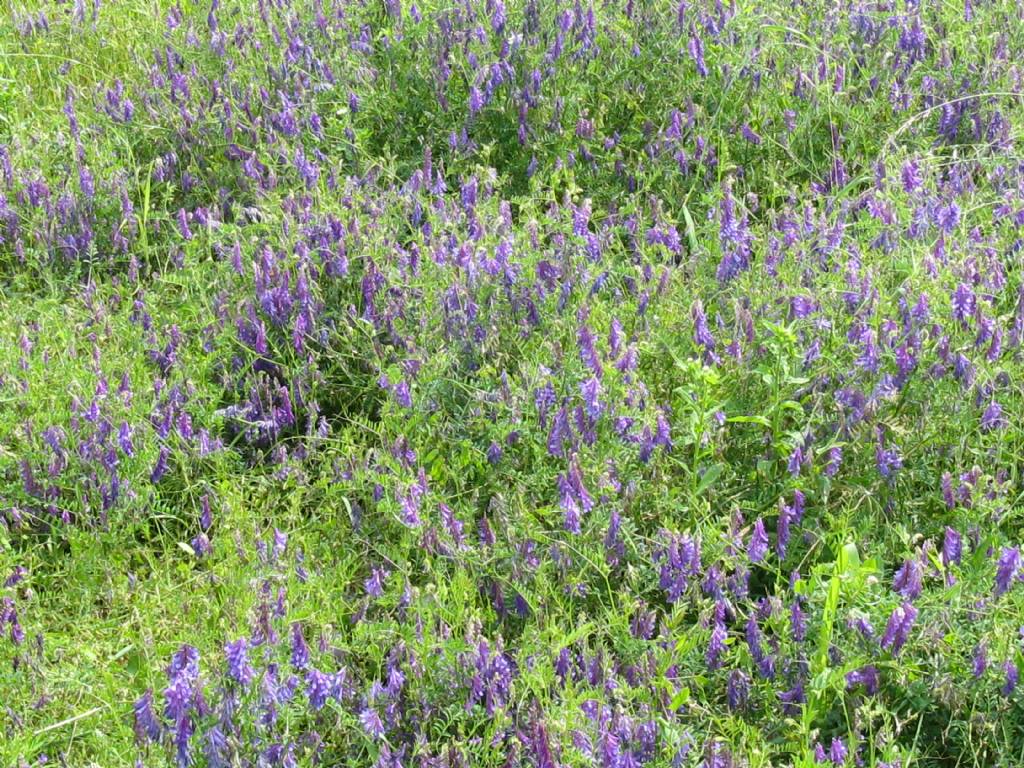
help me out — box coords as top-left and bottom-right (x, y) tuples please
(839, 542), (861, 576)
(694, 464), (724, 496)
(727, 415), (771, 426)
(681, 203), (698, 254)
(670, 686), (691, 710)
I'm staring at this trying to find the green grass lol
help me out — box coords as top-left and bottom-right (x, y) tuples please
(3, 0), (1024, 766)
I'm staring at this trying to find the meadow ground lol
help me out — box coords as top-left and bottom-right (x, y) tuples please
(2, 1), (1024, 766)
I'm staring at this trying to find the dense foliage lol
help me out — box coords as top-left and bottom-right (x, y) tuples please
(2, 0), (1024, 765)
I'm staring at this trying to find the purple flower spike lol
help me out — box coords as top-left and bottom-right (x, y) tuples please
(893, 558), (922, 600)
(290, 623), (310, 670)
(225, 638), (254, 687)
(845, 665), (880, 695)
(972, 643), (987, 679)
(133, 689), (162, 744)
(951, 283), (976, 325)
(748, 518), (769, 563)
(1002, 661), (1019, 697)
(995, 547), (1021, 597)
(981, 401), (1004, 432)
(360, 707), (386, 739)
(706, 602), (727, 669)
(688, 34), (708, 78)
(942, 527), (962, 568)
(880, 602), (917, 654)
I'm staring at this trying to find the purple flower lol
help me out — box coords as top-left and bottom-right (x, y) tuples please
(173, 713), (194, 768)
(558, 477), (587, 536)
(151, 446), (170, 483)
(746, 613), (775, 679)
(791, 295), (817, 319)
(159, 655), (197, 714)
(875, 445), (902, 480)
(824, 446), (843, 477)
(168, 645), (200, 680)
(951, 283), (976, 325)
(290, 623), (309, 670)
(850, 615), (876, 643)
(490, 0), (506, 33)
(981, 401), (1004, 432)
(657, 531), (701, 602)
(704, 741), (734, 768)
(845, 665), (879, 695)
(880, 602), (917, 654)
(787, 446), (804, 476)
(4, 566), (27, 588)
(272, 528), (288, 561)
(133, 689), (162, 744)
(466, 639), (514, 715)
(578, 324), (603, 377)
(535, 381), (556, 428)
(548, 407), (572, 458)
(706, 602), (727, 669)
(748, 518), (769, 563)
(177, 208), (193, 240)
(192, 498), (210, 538)
(604, 509), (625, 567)
(726, 669), (749, 711)
(440, 503), (466, 549)
(942, 527), (962, 567)
(225, 639), (254, 687)
(995, 547), (1021, 597)
(791, 598), (807, 642)
(829, 737), (848, 765)
(779, 682), (805, 715)
(360, 707), (386, 739)
(305, 668), (333, 711)
(777, 503), (793, 560)
(935, 202), (960, 234)
(972, 643), (987, 679)
(901, 159), (922, 192)
(486, 441), (503, 465)
(608, 317), (624, 358)
(581, 377), (603, 418)
(468, 86), (484, 115)
(893, 558), (922, 599)
(692, 300), (718, 363)
(394, 380), (412, 408)
(1002, 661), (1019, 697)
(688, 34), (708, 78)
(573, 199), (592, 236)
(530, 722), (557, 768)
(942, 472), (956, 509)
(365, 567), (389, 598)
(654, 411), (673, 451)
(204, 725), (228, 768)
(616, 344), (639, 373)
(191, 533), (211, 558)
(715, 184), (753, 283)
(399, 479), (424, 528)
